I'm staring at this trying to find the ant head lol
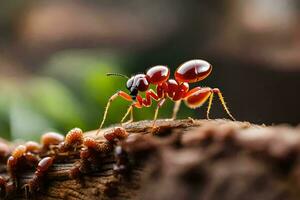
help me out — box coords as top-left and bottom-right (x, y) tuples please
(107, 72), (149, 100)
(126, 74), (149, 100)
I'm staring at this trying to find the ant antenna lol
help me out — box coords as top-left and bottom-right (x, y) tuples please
(106, 73), (129, 79)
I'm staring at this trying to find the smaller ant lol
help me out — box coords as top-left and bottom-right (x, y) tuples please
(24, 157), (54, 196)
(7, 144), (41, 187)
(59, 128), (84, 152)
(69, 137), (113, 179)
(83, 137), (113, 154)
(97, 59), (235, 133)
(41, 132), (65, 151)
(104, 127), (129, 143)
(7, 145), (27, 186)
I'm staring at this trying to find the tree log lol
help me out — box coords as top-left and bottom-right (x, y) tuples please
(1, 119), (300, 200)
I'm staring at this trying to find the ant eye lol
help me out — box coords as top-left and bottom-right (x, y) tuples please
(136, 78), (149, 92)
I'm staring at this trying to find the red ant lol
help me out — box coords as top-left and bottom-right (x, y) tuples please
(97, 59), (235, 133)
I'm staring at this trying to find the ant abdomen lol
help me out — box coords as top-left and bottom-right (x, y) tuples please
(175, 59), (212, 83)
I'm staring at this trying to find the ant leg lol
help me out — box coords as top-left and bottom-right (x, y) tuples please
(206, 92), (214, 119)
(184, 87), (235, 121)
(121, 104), (134, 125)
(130, 106), (134, 121)
(97, 91), (132, 134)
(152, 98), (166, 128)
(171, 100), (181, 120)
(212, 88), (236, 121)
(123, 106), (134, 125)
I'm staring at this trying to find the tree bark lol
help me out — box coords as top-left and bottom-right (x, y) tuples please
(1, 119), (300, 200)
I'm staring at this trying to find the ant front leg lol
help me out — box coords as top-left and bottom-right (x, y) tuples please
(97, 91), (133, 134)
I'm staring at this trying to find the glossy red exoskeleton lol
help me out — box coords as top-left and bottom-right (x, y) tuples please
(25, 157), (54, 195)
(97, 59), (235, 133)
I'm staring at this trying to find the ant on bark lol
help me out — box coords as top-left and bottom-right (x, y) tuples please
(97, 59), (235, 134)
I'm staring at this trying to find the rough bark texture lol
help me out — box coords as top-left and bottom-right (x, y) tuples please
(1, 119), (300, 200)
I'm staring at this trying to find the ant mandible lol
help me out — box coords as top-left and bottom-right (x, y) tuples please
(97, 59), (235, 133)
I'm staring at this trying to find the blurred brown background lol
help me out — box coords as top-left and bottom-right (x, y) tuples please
(0, 0), (300, 140)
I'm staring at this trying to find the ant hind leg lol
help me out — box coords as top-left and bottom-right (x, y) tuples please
(206, 92), (214, 120)
(212, 88), (235, 121)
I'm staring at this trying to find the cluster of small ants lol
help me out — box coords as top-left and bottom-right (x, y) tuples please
(0, 126), (129, 198)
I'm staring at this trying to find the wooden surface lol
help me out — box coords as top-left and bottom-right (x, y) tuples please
(1, 119), (300, 200)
